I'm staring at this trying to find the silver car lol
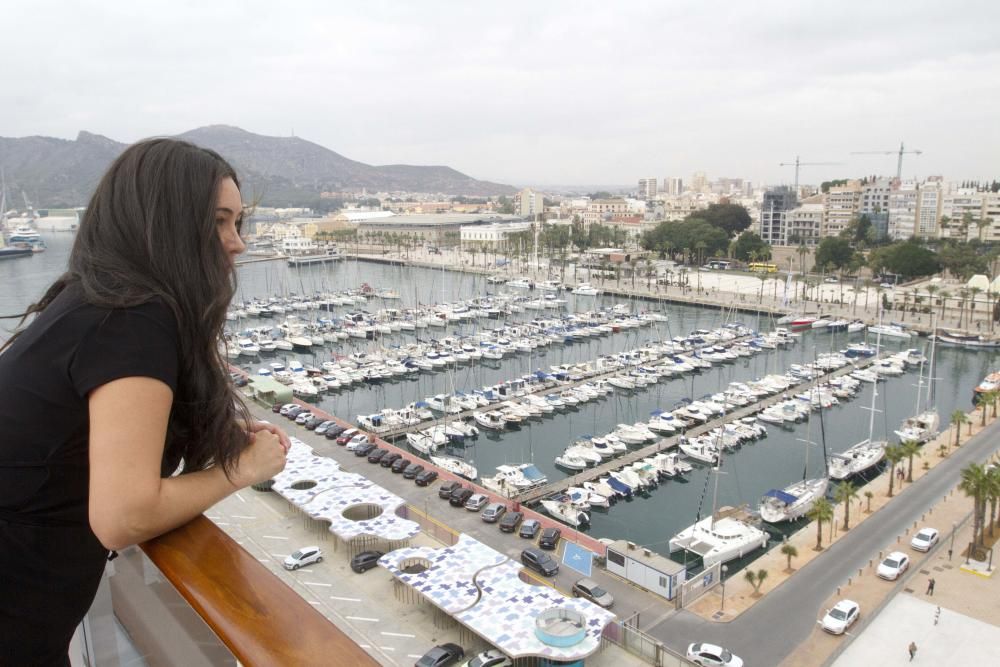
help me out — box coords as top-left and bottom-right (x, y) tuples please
(572, 578), (614, 608)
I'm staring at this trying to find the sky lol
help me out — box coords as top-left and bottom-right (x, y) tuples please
(4, 0), (1000, 188)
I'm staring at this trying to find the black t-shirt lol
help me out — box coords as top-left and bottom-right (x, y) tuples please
(0, 283), (179, 664)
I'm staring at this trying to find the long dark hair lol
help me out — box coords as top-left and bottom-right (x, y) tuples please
(4, 138), (251, 477)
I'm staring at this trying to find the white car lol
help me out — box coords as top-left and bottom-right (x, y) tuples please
(346, 433), (371, 451)
(910, 527), (940, 552)
(821, 599), (860, 635)
(876, 551), (910, 580)
(686, 642), (743, 667)
(460, 649), (512, 667)
(283, 546), (323, 570)
(294, 411), (315, 424)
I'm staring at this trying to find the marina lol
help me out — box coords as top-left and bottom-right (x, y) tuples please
(4, 234), (998, 567)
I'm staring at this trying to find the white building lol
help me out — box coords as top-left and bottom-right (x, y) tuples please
(516, 188), (544, 219)
(887, 183), (919, 239)
(460, 221), (533, 246)
(823, 182), (862, 238)
(666, 177), (683, 196)
(638, 178), (658, 200)
(786, 200), (824, 247)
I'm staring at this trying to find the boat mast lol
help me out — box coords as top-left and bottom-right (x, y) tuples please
(709, 403), (727, 529)
(926, 313), (938, 410)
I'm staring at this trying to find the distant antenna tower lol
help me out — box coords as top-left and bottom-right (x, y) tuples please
(851, 142), (923, 181)
(778, 156), (842, 196)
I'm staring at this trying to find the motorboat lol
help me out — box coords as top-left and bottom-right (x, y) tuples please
(759, 477), (829, 523)
(480, 463), (548, 496)
(554, 452), (589, 470)
(429, 455), (478, 480)
(868, 323), (911, 339)
(540, 498), (590, 527)
(473, 410), (507, 430)
(669, 512), (769, 568)
(571, 282), (600, 296)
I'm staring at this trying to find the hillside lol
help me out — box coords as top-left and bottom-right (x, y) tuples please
(0, 125), (515, 207)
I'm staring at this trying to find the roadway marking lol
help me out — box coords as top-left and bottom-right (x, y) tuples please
(308, 601), (321, 606)
(346, 616), (379, 622)
(235, 492), (246, 503)
(407, 655), (423, 659)
(262, 535), (289, 540)
(380, 631), (416, 638)
(303, 581), (331, 587)
(378, 646), (396, 651)
(231, 514), (257, 520)
(256, 558), (270, 563)
(214, 521), (231, 526)
(331, 596), (362, 602)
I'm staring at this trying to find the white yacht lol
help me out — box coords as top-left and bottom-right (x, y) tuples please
(480, 463), (547, 496)
(669, 511), (769, 568)
(758, 477), (829, 523)
(429, 455), (478, 480)
(571, 282), (600, 296)
(540, 497), (590, 527)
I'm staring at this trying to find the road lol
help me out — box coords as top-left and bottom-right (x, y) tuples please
(647, 417), (1000, 666)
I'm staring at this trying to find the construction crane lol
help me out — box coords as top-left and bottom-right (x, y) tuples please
(851, 142), (922, 181)
(778, 156), (842, 196)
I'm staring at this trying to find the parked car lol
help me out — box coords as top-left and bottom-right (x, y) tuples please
(350, 550), (384, 574)
(303, 416), (325, 430)
(415, 469), (439, 486)
(449, 487), (474, 507)
(283, 546), (322, 571)
(391, 457), (412, 473)
(415, 643), (464, 667)
(403, 463), (426, 479)
(272, 402), (284, 413)
(367, 448), (388, 463)
(326, 425), (347, 439)
(284, 405), (304, 419)
(572, 578), (614, 608)
(381, 452), (402, 468)
(685, 642), (743, 666)
(519, 519), (541, 539)
(481, 502), (506, 523)
(353, 442), (377, 457)
(821, 599), (860, 635)
(346, 433), (371, 451)
(459, 649), (512, 667)
(538, 527), (562, 550)
(464, 494), (488, 511)
(876, 551), (910, 580)
(520, 548), (558, 577)
(910, 527), (940, 552)
(294, 411), (315, 424)
(278, 403), (298, 416)
(498, 511), (523, 533)
(336, 428), (359, 445)
(314, 420), (337, 435)
(438, 481), (462, 499)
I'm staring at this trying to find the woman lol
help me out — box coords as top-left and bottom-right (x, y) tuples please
(0, 138), (289, 665)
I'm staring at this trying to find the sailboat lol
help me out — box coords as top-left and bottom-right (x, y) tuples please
(894, 322), (940, 444)
(828, 320), (887, 480)
(759, 377), (829, 523)
(669, 407), (769, 567)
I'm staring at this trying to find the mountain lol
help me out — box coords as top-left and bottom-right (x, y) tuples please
(0, 125), (515, 208)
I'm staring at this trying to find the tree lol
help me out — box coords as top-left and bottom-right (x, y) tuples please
(743, 568), (769, 596)
(780, 543), (799, 572)
(640, 218), (729, 260)
(986, 465), (1000, 538)
(807, 498), (834, 550)
(899, 440), (922, 483)
(951, 410), (970, 447)
(834, 481), (859, 531)
(868, 240), (941, 280)
(864, 490), (874, 513)
(884, 444), (905, 497)
(960, 463), (990, 549)
(732, 232), (771, 262)
(699, 202), (753, 237)
(815, 237), (855, 272)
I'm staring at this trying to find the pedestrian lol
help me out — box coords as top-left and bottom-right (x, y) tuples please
(909, 641), (917, 661)
(927, 577), (935, 595)
(0, 138), (290, 665)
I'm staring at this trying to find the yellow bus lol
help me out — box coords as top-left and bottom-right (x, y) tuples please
(748, 262), (778, 273)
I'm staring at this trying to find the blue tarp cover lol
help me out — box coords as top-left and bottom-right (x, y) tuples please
(522, 464), (547, 482)
(607, 476), (631, 494)
(764, 489), (799, 504)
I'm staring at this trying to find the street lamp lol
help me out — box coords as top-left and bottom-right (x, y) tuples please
(720, 564), (729, 610)
(950, 521), (957, 561)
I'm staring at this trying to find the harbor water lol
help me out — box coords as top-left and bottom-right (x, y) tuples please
(4, 234), (998, 563)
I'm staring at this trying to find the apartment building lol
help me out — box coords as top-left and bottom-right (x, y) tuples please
(665, 177), (683, 196)
(759, 186), (797, 246)
(823, 182), (862, 237)
(637, 178), (658, 200)
(515, 188), (544, 219)
(583, 198), (629, 227)
(916, 181), (942, 238)
(690, 171), (708, 194)
(887, 183), (919, 239)
(785, 199), (824, 247)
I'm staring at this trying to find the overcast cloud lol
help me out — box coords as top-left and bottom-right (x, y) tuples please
(4, 0), (999, 188)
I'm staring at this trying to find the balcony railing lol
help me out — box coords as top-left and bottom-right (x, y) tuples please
(82, 515), (377, 666)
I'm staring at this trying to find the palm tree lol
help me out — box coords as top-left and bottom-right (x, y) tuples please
(807, 497), (834, 550)
(834, 481), (860, 531)
(986, 466), (1000, 538)
(757, 273), (768, 303)
(864, 490), (874, 513)
(969, 286), (983, 328)
(884, 444), (905, 497)
(899, 439), (922, 483)
(743, 568), (769, 596)
(925, 284), (939, 318)
(951, 410), (970, 447)
(938, 289), (951, 321)
(957, 288), (970, 328)
(780, 543), (799, 572)
(644, 258), (654, 290)
(960, 463), (991, 548)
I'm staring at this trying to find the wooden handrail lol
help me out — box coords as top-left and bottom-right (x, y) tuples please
(141, 515), (377, 667)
